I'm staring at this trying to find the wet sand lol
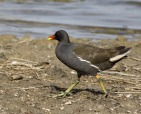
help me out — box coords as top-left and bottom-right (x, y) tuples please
(0, 35), (141, 114)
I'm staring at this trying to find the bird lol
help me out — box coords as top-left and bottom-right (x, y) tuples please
(48, 30), (131, 98)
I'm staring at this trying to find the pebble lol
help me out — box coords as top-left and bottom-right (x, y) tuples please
(11, 61), (18, 65)
(42, 108), (50, 112)
(60, 106), (64, 110)
(14, 92), (18, 97)
(127, 111), (131, 113)
(65, 100), (72, 105)
(11, 75), (23, 80)
(126, 94), (132, 98)
(71, 70), (76, 74)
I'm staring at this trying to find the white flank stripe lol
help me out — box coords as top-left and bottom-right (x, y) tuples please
(76, 55), (101, 72)
(110, 50), (130, 62)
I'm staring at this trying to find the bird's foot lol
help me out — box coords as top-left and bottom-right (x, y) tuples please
(52, 91), (72, 98)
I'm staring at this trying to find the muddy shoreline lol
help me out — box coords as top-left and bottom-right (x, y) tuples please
(0, 35), (141, 114)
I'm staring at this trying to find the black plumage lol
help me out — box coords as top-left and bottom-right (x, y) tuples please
(48, 30), (131, 97)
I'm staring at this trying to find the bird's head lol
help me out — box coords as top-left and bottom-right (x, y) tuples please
(48, 30), (70, 43)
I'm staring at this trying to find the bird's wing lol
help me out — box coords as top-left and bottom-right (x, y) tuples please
(73, 44), (119, 65)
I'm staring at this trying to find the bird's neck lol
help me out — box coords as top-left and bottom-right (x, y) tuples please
(59, 39), (70, 43)
(57, 41), (69, 47)
(57, 41), (71, 49)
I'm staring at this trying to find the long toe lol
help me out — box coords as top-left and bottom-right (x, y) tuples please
(52, 92), (67, 98)
(52, 91), (73, 98)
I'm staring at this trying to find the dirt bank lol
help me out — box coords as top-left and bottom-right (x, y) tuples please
(0, 35), (141, 114)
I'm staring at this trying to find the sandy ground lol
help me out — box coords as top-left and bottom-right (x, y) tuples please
(0, 34), (141, 114)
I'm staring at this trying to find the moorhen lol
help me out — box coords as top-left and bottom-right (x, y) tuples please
(48, 30), (131, 97)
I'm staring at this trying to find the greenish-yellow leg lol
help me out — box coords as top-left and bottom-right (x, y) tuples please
(53, 78), (80, 98)
(96, 75), (107, 94)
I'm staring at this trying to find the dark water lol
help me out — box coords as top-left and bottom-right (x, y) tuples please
(0, 0), (141, 39)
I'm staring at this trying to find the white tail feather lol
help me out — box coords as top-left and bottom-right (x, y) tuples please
(110, 50), (130, 62)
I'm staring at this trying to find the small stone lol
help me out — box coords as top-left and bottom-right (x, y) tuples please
(11, 61), (18, 65)
(46, 109), (50, 112)
(71, 70), (76, 74)
(42, 108), (50, 112)
(126, 94), (132, 98)
(127, 111), (131, 113)
(11, 75), (23, 80)
(134, 110), (138, 114)
(110, 107), (114, 111)
(60, 106), (64, 110)
(28, 76), (33, 79)
(14, 92), (18, 97)
(65, 100), (72, 105)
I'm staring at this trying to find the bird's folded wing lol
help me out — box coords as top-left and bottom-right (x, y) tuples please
(73, 44), (119, 65)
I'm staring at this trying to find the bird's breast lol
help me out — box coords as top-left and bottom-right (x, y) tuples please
(55, 46), (99, 75)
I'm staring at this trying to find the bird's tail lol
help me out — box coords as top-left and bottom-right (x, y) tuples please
(110, 46), (131, 62)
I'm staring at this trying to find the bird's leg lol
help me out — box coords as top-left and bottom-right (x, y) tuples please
(53, 75), (81, 98)
(96, 75), (108, 94)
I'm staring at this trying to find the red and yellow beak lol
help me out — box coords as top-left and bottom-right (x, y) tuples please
(48, 35), (55, 40)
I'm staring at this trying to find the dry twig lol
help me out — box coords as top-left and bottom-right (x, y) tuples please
(10, 57), (37, 64)
(101, 71), (136, 77)
(129, 57), (141, 61)
(114, 91), (141, 94)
